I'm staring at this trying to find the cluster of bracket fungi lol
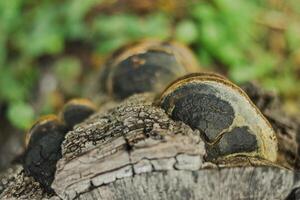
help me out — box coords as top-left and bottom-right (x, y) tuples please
(21, 40), (278, 193)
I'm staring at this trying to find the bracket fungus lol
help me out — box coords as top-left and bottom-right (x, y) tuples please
(99, 40), (199, 100)
(23, 98), (96, 192)
(23, 115), (68, 192)
(5, 41), (291, 200)
(158, 73), (278, 162)
(60, 98), (96, 129)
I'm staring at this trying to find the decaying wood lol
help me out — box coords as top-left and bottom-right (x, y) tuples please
(0, 165), (22, 195)
(73, 167), (295, 200)
(1, 86), (300, 200)
(241, 82), (300, 168)
(0, 166), (54, 200)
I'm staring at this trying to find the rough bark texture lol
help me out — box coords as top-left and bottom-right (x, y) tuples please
(1, 83), (300, 200)
(0, 166), (54, 200)
(0, 165), (22, 195)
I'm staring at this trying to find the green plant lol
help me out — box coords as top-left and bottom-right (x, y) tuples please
(0, 0), (299, 130)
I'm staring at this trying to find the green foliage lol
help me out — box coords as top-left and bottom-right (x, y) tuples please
(286, 22), (300, 51)
(229, 51), (277, 83)
(0, 0), (299, 130)
(92, 13), (171, 54)
(175, 20), (198, 44)
(7, 102), (35, 130)
(0, 68), (26, 102)
(191, 0), (259, 69)
(0, 0), (101, 130)
(187, 0), (300, 101)
(0, 64), (38, 129)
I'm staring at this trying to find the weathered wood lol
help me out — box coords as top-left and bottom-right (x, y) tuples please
(75, 167), (294, 200)
(1, 164), (298, 200)
(1, 91), (300, 200)
(52, 93), (205, 199)
(0, 165), (22, 195)
(51, 93), (299, 199)
(0, 166), (53, 200)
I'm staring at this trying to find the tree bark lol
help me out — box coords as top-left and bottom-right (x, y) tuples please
(1, 84), (300, 200)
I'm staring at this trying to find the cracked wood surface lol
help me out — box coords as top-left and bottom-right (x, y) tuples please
(53, 93), (206, 199)
(1, 88), (300, 200)
(76, 167), (294, 200)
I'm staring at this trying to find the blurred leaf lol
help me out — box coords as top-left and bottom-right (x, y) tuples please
(0, 0), (22, 65)
(0, 34), (6, 65)
(54, 57), (82, 95)
(7, 102), (35, 130)
(217, 43), (245, 66)
(192, 0), (260, 69)
(286, 22), (300, 51)
(96, 37), (129, 54)
(192, 3), (216, 21)
(54, 57), (81, 79)
(63, 0), (101, 38)
(0, 68), (26, 102)
(14, 4), (64, 56)
(0, 0), (23, 32)
(93, 13), (171, 54)
(263, 66), (300, 98)
(230, 52), (276, 83)
(175, 20), (198, 44)
(197, 49), (213, 67)
(142, 13), (171, 39)
(200, 20), (223, 49)
(0, 0), (299, 129)
(65, 0), (100, 20)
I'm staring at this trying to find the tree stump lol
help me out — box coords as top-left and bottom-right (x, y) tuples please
(1, 90), (300, 200)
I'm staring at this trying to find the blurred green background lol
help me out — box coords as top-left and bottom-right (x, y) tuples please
(0, 0), (300, 132)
